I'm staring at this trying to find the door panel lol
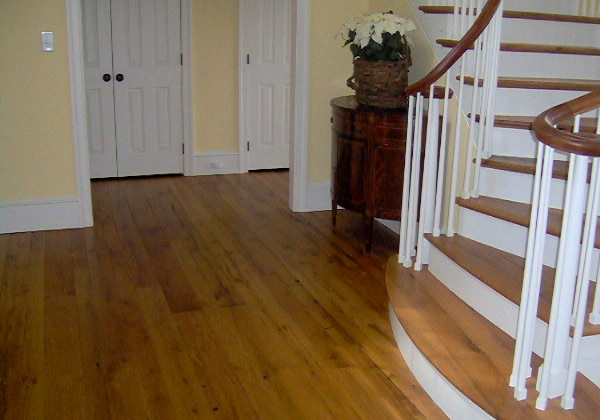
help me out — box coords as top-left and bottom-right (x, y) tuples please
(82, 0), (118, 178)
(245, 0), (292, 170)
(111, 0), (183, 177)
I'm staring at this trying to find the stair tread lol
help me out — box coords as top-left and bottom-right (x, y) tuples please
(387, 255), (600, 419)
(457, 195), (600, 250)
(481, 155), (572, 180)
(420, 6), (600, 25)
(462, 76), (600, 91)
(471, 114), (599, 132)
(426, 233), (600, 337)
(438, 39), (600, 56)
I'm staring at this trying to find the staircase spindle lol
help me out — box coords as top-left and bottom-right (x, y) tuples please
(562, 157), (600, 410)
(416, 86), (441, 270)
(399, 96), (416, 264)
(433, 76), (452, 237)
(512, 144), (555, 401)
(537, 152), (589, 410)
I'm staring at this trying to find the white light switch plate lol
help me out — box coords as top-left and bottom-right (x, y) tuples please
(41, 32), (54, 52)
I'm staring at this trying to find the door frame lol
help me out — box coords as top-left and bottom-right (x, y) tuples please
(67, 0), (194, 225)
(238, 0), (311, 212)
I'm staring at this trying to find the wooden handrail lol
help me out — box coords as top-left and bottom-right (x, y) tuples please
(406, 0), (502, 96)
(533, 91), (600, 156)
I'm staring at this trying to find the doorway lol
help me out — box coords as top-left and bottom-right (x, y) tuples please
(82, 0), (184, 178)
(240, 0), (292, 171)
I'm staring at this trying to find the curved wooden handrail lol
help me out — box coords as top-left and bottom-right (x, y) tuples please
(406, 0), (501, 97)
(533, 91), (600, 156)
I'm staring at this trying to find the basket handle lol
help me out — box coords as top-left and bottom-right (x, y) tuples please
(347, 76), (357, 90)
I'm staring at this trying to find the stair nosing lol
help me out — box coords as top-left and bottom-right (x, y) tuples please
(419, 6), (600, 25)
(461, 76), (600, 91)
(437, 39), (600, 56)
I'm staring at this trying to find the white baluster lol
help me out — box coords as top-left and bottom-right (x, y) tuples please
(510, 141), (545, 388)
(512, 144), (554, 400)
(483, 3), (503, 155)
(452, 1), (460, 39)
(561, 157), (600, 410)
(433, 75), (452, 237)
(404, 93), (424, 267)
(589, 109), (600, 324)
(472, 23), (493, 193)
(416, 86), (440, 270)
(462, 0), (485, 199)
(536, 153), (589, 410)
(399, 96), (416, 263)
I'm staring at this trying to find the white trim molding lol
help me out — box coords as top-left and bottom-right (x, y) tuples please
(305, 181), (331, 212)
(238, 0), (249, 174)
(181, 0), (195, 176)
(67, 0), (93, 228)
(289, 0), (311, 211)
(194, 152), (241, 175)
(0, 197), (85, 234)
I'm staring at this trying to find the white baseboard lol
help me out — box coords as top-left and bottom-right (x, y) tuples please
(193, 151), (240, 176)
(304, 181), (332, 212)
(377, 219), (400, 234)
(0, 197), (86, 234)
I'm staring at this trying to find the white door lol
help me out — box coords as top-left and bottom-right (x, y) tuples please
(82, 0), (183, 178)
(244, 0), (292, 170)
(82, 0), (118, 178)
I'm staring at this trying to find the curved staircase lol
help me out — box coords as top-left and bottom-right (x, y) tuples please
(385, 1), (600, 418)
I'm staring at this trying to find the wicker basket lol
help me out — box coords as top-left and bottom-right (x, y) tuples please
(346, 58), (411, 109)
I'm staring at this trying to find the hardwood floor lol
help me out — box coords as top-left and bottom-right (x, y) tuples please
(0, 172), (445, 419)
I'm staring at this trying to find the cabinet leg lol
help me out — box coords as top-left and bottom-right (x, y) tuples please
(332, 200), (337, 227)
(365, 216), (373, 253)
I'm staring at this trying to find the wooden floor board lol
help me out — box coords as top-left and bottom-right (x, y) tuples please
(0, 171), (445, 419)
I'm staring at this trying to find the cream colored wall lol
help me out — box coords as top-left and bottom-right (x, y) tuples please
(192, 0), (239, 153)
(307, 0), (370, 182)
(306, 0), (441, 182)
(0, 0), (78, 201)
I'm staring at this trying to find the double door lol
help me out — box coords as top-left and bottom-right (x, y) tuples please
(82, 0), (183, 178)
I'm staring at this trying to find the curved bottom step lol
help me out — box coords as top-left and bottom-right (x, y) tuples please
(389, 304), (493, 420)
(386, 256), (600, 420)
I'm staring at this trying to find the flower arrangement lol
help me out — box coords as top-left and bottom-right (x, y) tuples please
(339, 12), (416, 62)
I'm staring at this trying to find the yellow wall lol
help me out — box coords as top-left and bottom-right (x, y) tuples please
(307, 0), (370, 182)
(0, 0), (78, 201)
(192, 0), (239, 153)
(306, 0), (440, 182)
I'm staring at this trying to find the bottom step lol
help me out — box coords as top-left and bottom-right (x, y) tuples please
(386, 256), (600, 420)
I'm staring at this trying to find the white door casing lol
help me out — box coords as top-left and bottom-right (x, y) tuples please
(83, 0), (184, 178)
(243, 0), (292, 171)
(82, 0), (118, 178)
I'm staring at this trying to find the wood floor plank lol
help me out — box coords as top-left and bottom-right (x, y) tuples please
(70, 229), (112, 420)
(0, 172), (446, 419)
(0, 234), (32, 420)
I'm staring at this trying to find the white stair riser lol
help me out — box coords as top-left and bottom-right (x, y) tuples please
(428, 242), (548, 356)
(496, 52), (600, 80)
(490, 127), (538, 158)
(428, 240), (600, 387)
(479, 166), (571, 209)
(462, 86), (586, 116)
(501, 18), (600, 48)
(458, 206), (600, 277)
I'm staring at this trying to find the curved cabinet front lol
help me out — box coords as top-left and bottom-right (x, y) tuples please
(331, 96), (432, 252)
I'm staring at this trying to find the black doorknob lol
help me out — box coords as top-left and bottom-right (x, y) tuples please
(102, 73), (111, 82)
(115, 74), (124, 82)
